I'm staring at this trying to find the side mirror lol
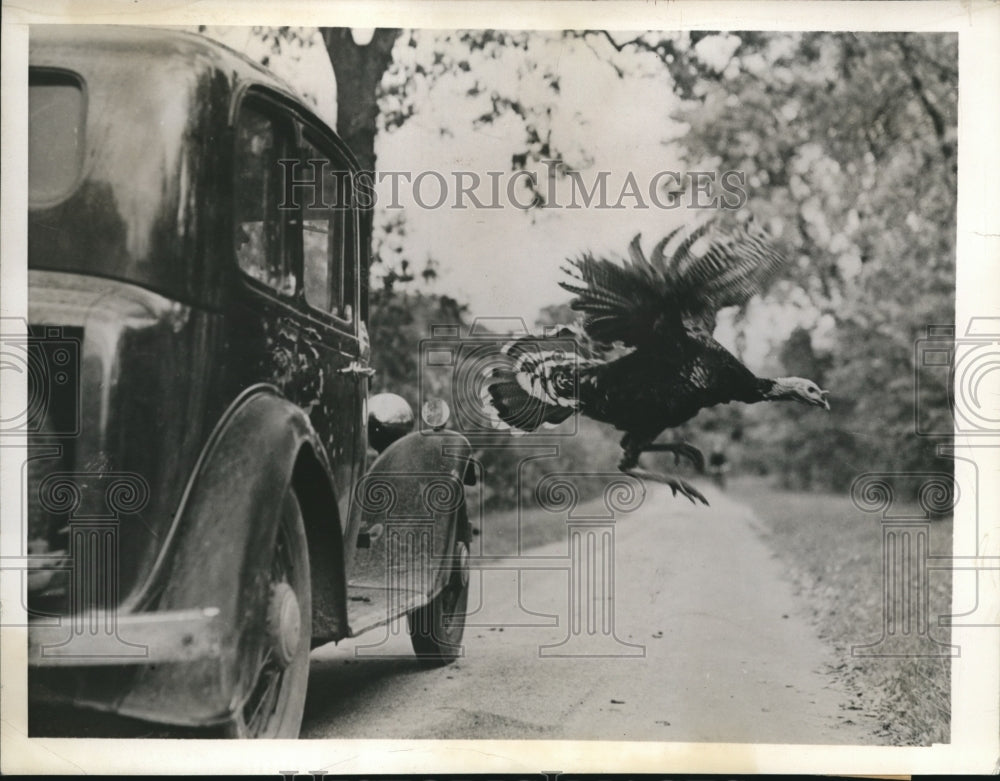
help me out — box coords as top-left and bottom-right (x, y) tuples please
(367, 392), (414, 453)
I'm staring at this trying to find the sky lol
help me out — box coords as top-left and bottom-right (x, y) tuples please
(200, 26), (808, 366)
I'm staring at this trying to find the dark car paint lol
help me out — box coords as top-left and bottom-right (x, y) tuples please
(27, 26), (471, 728)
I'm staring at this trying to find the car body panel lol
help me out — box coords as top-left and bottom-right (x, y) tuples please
(26, 25), (474, 729)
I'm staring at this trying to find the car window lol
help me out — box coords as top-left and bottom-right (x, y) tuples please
(301, 138), (353, 323)
(234, 103), (296, 296)
(29, 70), (85, 205)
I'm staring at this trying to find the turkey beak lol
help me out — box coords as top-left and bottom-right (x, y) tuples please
(820, 390), (830, 411)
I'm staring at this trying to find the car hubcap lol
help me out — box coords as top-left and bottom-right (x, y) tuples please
(455, 541), (470, 588)
(267, 582), (301, 668)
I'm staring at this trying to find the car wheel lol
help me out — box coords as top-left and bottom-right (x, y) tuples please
(407, 534), (470, 666)
(225, 489), (311, 738)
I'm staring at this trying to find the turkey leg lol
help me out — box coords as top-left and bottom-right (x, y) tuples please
(618, 434), (709, 506)
(641, 440), (705, 471)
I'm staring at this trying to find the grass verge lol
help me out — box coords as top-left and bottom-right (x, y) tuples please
(730, 476), (952, 745)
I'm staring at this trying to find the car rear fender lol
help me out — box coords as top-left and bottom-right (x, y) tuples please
(116, 384), (348, 726)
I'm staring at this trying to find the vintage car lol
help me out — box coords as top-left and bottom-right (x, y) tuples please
(25, 25), (474, 738)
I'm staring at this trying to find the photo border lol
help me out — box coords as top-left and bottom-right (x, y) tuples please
(2, 0), (997, 774)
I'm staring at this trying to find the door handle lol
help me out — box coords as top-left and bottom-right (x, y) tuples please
(340, 360), (376, 378)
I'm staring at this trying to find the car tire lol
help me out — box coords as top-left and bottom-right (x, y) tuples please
(225, 488), (311, 738)
(407, 526), (470, 666)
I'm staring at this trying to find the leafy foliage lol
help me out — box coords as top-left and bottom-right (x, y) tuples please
(646, 32), (957, 489)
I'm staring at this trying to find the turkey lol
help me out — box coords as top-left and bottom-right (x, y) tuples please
(484, 218), (830, 505)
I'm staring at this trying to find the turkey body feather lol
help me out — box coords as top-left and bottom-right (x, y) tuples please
(576, 345), (758, 434)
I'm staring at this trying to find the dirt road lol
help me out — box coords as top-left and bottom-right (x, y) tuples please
(301, 482), (879, 743)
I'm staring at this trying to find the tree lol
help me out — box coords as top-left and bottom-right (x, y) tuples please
(321, 28), (402, 173)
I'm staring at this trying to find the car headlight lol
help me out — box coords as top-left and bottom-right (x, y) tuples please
(421, 398), (451, 431)
(367, 392), (414, 452)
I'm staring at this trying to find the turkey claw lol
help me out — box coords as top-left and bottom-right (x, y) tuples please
(665, 477), (708, 506)
(621, 467), (710, 506)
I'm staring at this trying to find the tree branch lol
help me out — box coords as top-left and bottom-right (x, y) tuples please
(571, 29), (675, 70)
(893, 35), (955, 170)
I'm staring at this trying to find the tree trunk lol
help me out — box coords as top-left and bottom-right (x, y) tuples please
(321, 27), (401, 173)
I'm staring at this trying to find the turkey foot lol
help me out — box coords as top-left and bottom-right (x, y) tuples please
(620, 466), (709, 506)
(641, 441), (705, 471)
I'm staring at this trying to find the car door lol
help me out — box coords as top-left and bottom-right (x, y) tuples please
(230, 94), (366, 529)
(290, 128), (368, 525)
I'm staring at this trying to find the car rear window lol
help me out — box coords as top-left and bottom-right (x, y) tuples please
(29, 70), (85, 205)
(301, 137), (351, 321)
(234, 102), (297, 296)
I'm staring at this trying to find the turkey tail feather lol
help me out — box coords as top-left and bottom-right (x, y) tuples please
(482, 333), (599, 432)
(486, 374), (575, 431)
(558, 216), (788, 347)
